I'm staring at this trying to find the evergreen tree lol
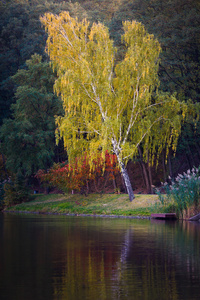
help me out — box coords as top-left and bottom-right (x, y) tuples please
(0, 0), (88, 125)
(0, 54), (63, 178)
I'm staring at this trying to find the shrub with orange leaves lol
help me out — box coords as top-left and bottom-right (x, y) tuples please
(36, 151), (119, 194)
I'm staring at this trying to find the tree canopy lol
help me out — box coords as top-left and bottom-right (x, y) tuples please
(0, 0), (88, 125)
(0, 54), (63, 178)
(109, 0), (200, 102)
(41, 12), (189, 201)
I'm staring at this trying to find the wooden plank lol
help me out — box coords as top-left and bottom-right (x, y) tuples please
(189, 213), (200, 221)
(151, 213), (177, 220)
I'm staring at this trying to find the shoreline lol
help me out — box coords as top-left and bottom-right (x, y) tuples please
(2, 210), (151, 219)
(1, 193), (159, 218)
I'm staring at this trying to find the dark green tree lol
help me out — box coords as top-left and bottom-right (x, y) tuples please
(0, 0), (88, 125)
(109, 0), (200, 102)
(0, 54), (63, 178)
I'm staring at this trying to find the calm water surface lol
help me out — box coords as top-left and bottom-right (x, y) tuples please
(0, 213), (200, 300)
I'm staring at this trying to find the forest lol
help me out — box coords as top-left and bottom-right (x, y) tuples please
(0, 0), (200, 205)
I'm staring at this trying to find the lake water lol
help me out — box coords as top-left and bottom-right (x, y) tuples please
(0, 213), (200, 300)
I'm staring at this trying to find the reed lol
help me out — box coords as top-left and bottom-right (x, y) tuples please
(156, 167), (200, 218)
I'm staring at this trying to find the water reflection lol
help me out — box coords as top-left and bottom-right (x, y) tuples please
(0, 213), (200, 300)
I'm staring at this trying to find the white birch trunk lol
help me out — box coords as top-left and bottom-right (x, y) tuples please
(120, 162), (135, 202)
(112, 139), (135, 201)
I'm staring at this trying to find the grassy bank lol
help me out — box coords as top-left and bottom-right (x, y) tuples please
(3, 193), (163, 217)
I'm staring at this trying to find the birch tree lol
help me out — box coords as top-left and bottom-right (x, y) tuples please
(41, 12), (187, 201)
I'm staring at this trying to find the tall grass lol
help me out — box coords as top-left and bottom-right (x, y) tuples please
(156, 167), (200, 218)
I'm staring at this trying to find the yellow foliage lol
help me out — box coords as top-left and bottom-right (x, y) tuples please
(41, 12), (189, 170)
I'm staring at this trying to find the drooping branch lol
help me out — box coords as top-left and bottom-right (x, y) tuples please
(41, 12), (187, 201)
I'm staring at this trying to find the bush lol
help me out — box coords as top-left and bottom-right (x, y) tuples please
(36, 151), (120, 194)
(156, 167), (200, 218)
(3, 177), (31, 207)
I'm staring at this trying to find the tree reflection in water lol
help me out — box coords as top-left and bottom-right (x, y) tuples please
(0, 214), (200, 300)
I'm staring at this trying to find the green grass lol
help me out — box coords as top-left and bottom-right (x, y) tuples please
(4, 193), (164, 217)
